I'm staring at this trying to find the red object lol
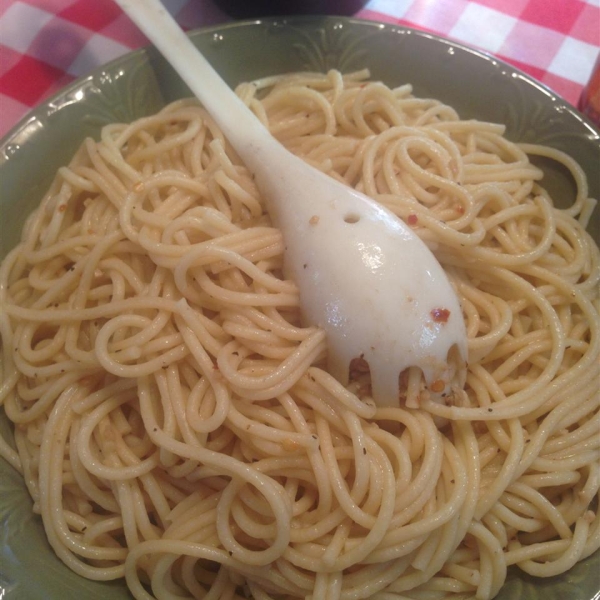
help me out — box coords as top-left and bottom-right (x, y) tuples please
(431, 308), (451, 323)
(579, 54), (600, 126)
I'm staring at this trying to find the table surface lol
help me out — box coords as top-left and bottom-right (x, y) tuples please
(0, 0), (599, 139)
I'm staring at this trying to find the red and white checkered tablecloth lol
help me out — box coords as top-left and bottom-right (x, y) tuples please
(0, 0), (598, 139)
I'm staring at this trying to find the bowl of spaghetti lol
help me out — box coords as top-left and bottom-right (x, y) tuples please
(0, 16), (599, 600)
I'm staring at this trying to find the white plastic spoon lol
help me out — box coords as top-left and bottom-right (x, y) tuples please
(116, 0), (467, 407)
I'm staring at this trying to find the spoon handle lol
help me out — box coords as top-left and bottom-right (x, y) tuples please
(115, 0), (277, 169)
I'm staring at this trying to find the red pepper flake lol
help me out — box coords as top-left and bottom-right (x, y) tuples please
(431, 308), (450, 323)
(407, 214), (418, 226)
(430, 379), (445, 393)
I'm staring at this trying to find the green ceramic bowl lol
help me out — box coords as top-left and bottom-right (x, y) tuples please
(0, 16), (598, 600)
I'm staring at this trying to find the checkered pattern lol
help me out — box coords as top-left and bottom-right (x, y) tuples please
(361, 0), (600, 103)
(1, 0), (598, 138)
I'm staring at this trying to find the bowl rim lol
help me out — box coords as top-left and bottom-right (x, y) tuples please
(1, 14), (599, 151)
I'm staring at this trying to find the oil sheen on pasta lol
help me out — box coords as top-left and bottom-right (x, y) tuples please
(0, 70), (599, 600)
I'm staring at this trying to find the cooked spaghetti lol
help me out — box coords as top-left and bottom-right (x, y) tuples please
(0, 69), (599, 600)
